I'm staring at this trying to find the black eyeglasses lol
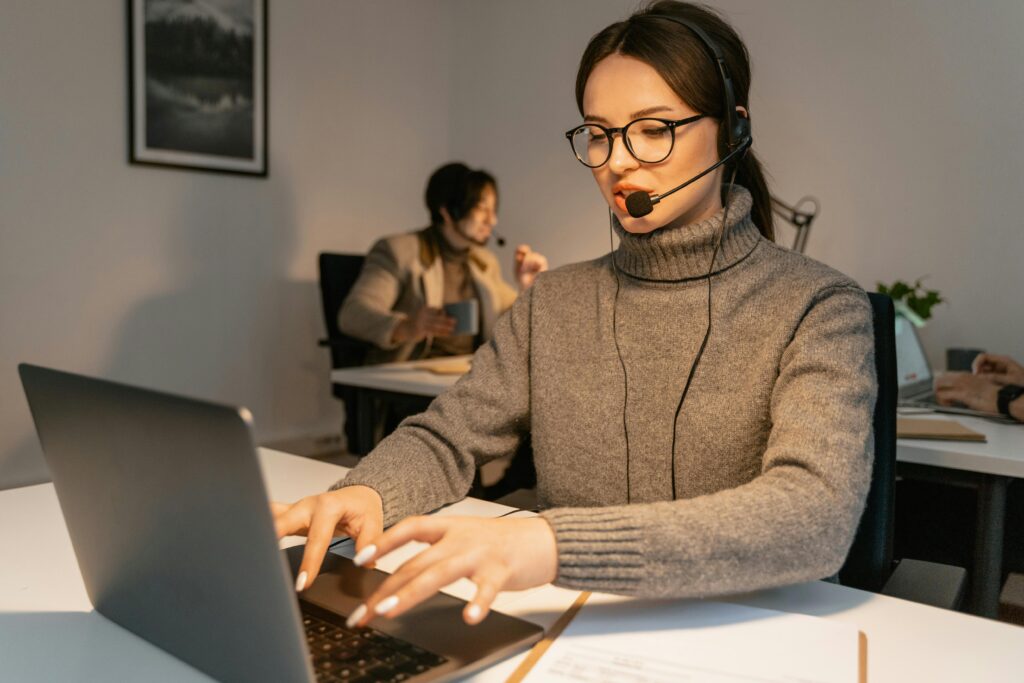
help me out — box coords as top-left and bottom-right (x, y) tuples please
(564, 114), (706, 168)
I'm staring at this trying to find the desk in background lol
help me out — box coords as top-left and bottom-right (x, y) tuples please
(330, 356), (468, 454)
(896, 412), (1024, 617)
(2, 449), (1023, 681)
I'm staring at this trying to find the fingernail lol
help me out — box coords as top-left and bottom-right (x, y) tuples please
(375, 595), (399, 615)
(294, 571), (308, 592)
(466, 604), (482, 623)
(353, 544), (377, 567)
(346, 604), (367, 629)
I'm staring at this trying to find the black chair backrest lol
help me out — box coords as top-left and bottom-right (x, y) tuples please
(317, 253), (368, 370)
(839, 292), (897, 591)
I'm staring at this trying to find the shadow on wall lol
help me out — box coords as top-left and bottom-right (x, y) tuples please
(1, 174), (340, 490)
(100, 176), (339, 449)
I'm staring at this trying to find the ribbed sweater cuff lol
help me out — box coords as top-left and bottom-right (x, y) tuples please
(329, 474), (407, 528)
(541, 508), (646, 594)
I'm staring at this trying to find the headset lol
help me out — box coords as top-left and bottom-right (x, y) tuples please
(612, 12), (751, 503)
(657, 15), (752, 157)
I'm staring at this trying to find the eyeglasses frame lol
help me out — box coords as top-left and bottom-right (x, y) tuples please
(564, 114), (707, 168)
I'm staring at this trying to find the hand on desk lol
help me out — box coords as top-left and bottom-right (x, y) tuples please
(934, 372), (999, 413)
(272, 485), (384, 591)
(348, 515), (558, 627)
(972, 353), (1024, 386)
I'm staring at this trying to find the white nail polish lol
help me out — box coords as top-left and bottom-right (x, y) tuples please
(294, 571), (307, 592)
(353, 544), (377, 567)
(375, 595), (399, 615)
(346, 604), (367, 629)
(466, 604), (482, 622)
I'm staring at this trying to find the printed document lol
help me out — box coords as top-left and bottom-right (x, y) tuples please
(523, 595), (861, 683)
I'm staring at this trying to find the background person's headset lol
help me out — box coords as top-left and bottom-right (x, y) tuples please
(610, 13), (753, 502)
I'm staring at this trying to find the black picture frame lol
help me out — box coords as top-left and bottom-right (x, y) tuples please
(128, 0), (268, 176)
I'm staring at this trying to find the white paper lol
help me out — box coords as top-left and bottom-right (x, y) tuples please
(525, 595), (860, 683)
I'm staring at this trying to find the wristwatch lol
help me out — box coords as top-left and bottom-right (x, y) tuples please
(997, 384), (1024, 418)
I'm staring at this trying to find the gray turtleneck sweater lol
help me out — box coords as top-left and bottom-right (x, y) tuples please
(335, 188), (876, 599)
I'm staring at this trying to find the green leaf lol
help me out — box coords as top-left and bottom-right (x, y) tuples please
(877, 277), (944, 322)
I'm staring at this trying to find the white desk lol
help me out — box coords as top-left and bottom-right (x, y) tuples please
(896, 412), (1024, 617)
(897, 413), (1024, 479)
(330, 356), (468, 398)
(2, 449), (1023, 682)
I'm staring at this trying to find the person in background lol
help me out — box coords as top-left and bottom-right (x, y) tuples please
(339, 162), (548, 364)
(935, 353), (1024, 422)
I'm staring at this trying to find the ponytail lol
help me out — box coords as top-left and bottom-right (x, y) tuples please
(729, 150), (773, 241)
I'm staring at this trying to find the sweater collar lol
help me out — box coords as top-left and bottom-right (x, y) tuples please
(613, 186), (761, 281)
(418, 227), (488, 271)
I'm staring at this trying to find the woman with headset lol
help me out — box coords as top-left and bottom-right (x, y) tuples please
(274, 1), (876, 627)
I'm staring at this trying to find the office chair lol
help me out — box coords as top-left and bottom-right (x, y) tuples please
(838, 293), (967, 609)
(317, 253), (370, 452)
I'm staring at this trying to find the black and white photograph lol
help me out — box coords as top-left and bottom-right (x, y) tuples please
(129, 0), (267, 175)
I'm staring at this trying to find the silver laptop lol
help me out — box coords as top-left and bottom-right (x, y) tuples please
(894, 317), (1011, 422)
(18, 364), (542, 683)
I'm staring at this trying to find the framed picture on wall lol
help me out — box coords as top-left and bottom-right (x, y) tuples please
(128, 0), (268, 176)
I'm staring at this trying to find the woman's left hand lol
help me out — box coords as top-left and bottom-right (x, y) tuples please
(514, 245), (548, 291)
(934, 372), (1000, 413)
(347, 516), (558, 627)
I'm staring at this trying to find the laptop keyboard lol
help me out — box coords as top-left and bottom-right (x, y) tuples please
(301, 605), (448, 682)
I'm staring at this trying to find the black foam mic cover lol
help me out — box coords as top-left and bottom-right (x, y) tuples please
(492, 230), (507, 247)
(626, 191), (655, 218)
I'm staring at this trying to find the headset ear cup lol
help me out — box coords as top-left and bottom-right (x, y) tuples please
(734, 116), (751, 152)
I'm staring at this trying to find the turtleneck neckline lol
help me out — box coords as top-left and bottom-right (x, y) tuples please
(613, 186), (762, 282)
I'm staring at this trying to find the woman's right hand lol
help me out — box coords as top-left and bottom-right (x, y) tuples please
(972, 353), (1024, 385)
(272, 485), (385, 592)
(392, 306), (456, 344)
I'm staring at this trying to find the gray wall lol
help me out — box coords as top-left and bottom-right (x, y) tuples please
(0, 0), (454, 488)
(2, 1), (1021, 489)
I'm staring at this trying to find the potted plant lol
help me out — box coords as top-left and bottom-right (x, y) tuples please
(876, 278), (944, 327)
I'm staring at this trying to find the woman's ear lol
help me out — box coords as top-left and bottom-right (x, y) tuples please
(736, 105), (749, 120)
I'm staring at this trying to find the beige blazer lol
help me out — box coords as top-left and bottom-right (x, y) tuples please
(339, 228), (519, 364)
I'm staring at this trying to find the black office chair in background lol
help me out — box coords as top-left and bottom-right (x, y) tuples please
(838, 292), (966, 609)
(317, 253), (369, 452)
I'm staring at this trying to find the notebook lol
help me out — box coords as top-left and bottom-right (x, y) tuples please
(897, 417), (987, 442)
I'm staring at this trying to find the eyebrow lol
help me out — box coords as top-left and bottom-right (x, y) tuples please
(583, 105), (678, 124)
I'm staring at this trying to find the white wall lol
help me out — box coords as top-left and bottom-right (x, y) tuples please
(448, 0), (1024, 365)
(0, 0), (454, 488)
(3, 1), (1021, 488)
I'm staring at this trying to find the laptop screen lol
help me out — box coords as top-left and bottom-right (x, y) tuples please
(894, 316), (932, 397)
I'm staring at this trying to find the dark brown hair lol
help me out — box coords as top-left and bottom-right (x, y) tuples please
(575, 1), (774, 240)
(425, 162), (498, 227)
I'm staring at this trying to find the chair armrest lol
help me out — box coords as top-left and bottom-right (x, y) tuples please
(881, 558), (967, 610)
